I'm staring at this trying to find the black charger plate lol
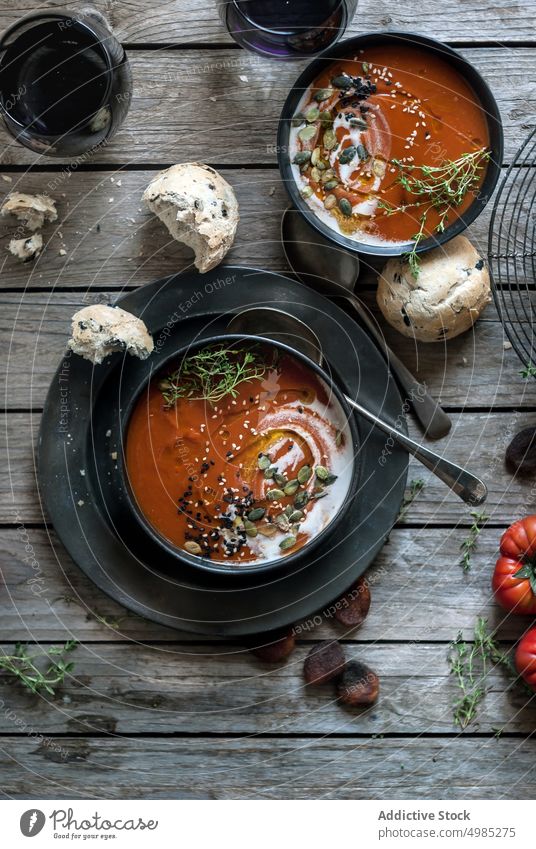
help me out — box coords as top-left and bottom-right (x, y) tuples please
(37, 266), (408, 635)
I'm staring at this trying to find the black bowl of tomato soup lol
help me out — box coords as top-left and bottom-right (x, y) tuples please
(118, 334), (360, 578)
(277, 31), (503, 263)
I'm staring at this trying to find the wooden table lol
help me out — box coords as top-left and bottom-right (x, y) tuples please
(1, 1), (536, 800)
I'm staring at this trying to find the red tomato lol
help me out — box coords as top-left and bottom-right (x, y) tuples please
(492, 516), (536, 615)
(515, 627), (536, 691)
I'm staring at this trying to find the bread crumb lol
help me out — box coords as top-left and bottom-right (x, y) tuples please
(105, 429), (112, 437)
(77, 499), (85, 507)
(1, 175), (12, 183)
(503, 341), (512, 350)
(110, 451), (118, 460)
(59, 248), (67, 256)
(269, 187), (276, 196)
(239, 75), (248, 82)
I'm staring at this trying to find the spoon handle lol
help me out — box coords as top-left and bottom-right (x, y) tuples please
(344, 294), (452, 441)
(344, 394), (487, 506)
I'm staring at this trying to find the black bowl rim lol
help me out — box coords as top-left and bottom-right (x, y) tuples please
(117, 333), (361, 579)
(277, 29), (504, 258)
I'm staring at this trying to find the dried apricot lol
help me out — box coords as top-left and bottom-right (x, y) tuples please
(337, 660), (379, 705)
(505, 427), (536, 475)
(333, 576), (371, 628)
(303, 640), (345, 685)
(249, 628), (296, 663)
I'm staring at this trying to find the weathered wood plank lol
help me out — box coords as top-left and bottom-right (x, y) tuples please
(0, 736), (534, 798)
(0, 641), (533, 734)
(2, 409), (535, 523)
(0, 1), (532, 44)
(0, 165), (523, 291)
(0, 291), (531, 410)
(0, 525), (528, 642)
(0, 48), (533, 165)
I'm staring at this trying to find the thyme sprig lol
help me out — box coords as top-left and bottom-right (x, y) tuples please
(459, 510), (489, 572)
(159, 344), (268, 407)
(397, 478), (425, 522)
(0, 640), (78, 696)
(379, 148), (490, 278)
(448, 618), (528, 729)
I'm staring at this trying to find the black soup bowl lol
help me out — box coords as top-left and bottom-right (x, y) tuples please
(277, 30), (504, 261)
(116, 334), (361, 580)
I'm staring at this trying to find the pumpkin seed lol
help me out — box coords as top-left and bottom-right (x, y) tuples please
(323, 472), (338, 485)
(275, 514), (290, 532)
(248, 507), (266, 521)
(257, 523), (277, 538)
(184, 541), (202, 555)
(274, 473), (287, 486)
(324, 194), (337, 210)
(293, 150), (311, 165)
(300, 185), (313, 199)
(335, 429), (343, 447)
(311, 146), (321, 166)
(324, 180), (339, 192)
(258, 453), (271, 470)
(319, 110), (333, 128)
(266, 488), (285, 502)
(323, 129), (337, 150)
(297, 464), (312, 484)
(315, 465), (330, 481)
(294, 490), (309, 509)
(372, 158), (386, 178)
(356, 143), (369, 160)
(289, 509), (304, 523)
(284, 479), (300, 496)
(312, 490), (328, 500)
(264, 467), (276, 479)
(349, 117), (368, 130)
(362, 61), (370, 74)
(244, 520), (258, 538)
(320, 169), (335, 183)
(280, 535), (297, 551)
(338, 197), (353, 217)
(314, 88), (333, 102)
(305, 106), (320, 123)
(317, 160), (328, 170)
(292, 112), (305, 127)
(310, 166), (321, 183)
(331, 74), (353, 89)
(339, 145), (357, 165)
(298, 125), (316, 143)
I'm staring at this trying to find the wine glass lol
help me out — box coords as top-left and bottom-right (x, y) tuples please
(219, 0), (358, 60)
(0, 7), (132, 156)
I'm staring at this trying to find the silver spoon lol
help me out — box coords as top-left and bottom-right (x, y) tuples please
(281, 207), (452, 441)
(227, 307), (487, 506)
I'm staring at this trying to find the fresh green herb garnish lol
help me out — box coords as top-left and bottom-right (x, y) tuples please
(397, 478), (425, 522)
(379, 148), (490, 277)
(448, 618), (529, 729)
(159, 344), (268, 407)
(459, 510), (489, 572)
(0, 640), (78, 696)
(520, 362), (536, 379)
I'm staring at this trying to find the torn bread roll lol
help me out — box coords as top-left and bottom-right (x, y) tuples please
(9, 234), (43, 261)
(376, 236), (491, 342)
(1, 192), (57, 231)
(68, 305), (154, 364)
(143, 162), (239, 272)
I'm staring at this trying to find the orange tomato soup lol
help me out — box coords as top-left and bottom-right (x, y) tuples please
(290, 44), (490, 245)
(126, 344), (354, 565)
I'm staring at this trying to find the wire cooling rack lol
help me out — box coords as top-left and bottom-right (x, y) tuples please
(488, 128), (536, 371)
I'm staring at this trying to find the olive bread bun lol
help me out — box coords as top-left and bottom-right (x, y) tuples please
(376, 236), (491, 342)
(68, 305), (154, 364)
(143, 162), (239, 273)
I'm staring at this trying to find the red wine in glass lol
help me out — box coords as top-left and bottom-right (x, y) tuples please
(0, 9), (132, 156)
(221, 0), (358, 58)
